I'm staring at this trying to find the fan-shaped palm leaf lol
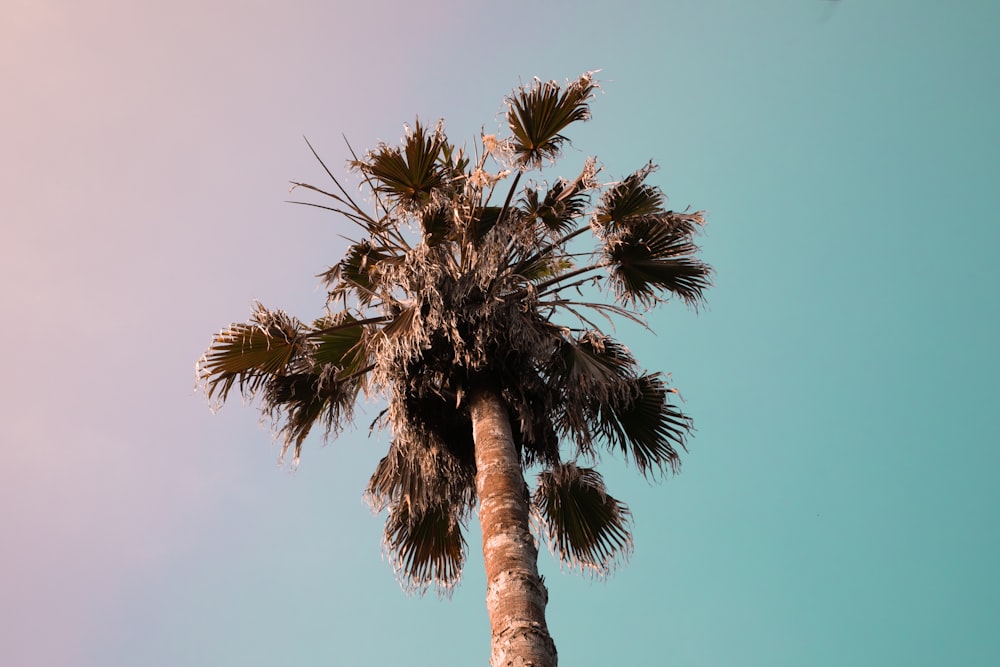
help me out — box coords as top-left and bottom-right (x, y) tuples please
(311, 315), (372, 377)
(197, 304), (304, 403)
(322, 241), (401, 306)
(520, 176), (590, 236)
(544, 332), (640, 459)
(593, 163), (663, 232)
(420, 200), (456, 246)
(552, 331), (637, 392)
(605, 216), (711, 308)
(533, 463), (632, 575)
(355, 120), (447, 207)
(595, 373), (691, 475)
(470, 205), (503, 245)
(505, 73), (595, 169)
(383, 500), (467, 594)
(439, 141), (470, 181)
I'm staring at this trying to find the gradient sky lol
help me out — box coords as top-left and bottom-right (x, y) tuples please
(3, 1), (998, 665)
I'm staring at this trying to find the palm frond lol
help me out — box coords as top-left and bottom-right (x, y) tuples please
(383, 501), (467, 595)
(261, 371), (327, 465)
(311, 314), (371, 376)
(470, 206), (504, 245)
(515, 255), (575, 283)
(259, 346), (368, 465)
(605, 214), (712, 308)
(593, 162), (662, 232)
(520, 175), (591, 236)
(552, 331), (637, 392)
(439, 140), (471, 182)
(197, 303), (305, 405)
(420, 200), (456, 247)
(354, 119), (447, 208)
(545, 331), (639, 460)
(321, 241), (401, 306)
(285, 137), (390, 238)
(197, 304), (367, 466)
(308, 314), (374, 408)
(505, 73), (596, 169)
(533, 463), (633, 575)
(595, 373), (691, 476)
(287, 181), (381, 232)
(505, 222), (591, 287)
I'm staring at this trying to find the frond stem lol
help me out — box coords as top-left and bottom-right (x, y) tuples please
(303, 136), (371, 220)
(509, 222), (592, 279)
(531, 261), (609, 295)
(307, 315), (388, 338)
(335, 363), (376, 384)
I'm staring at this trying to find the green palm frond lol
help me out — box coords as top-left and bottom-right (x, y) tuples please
(505, 73), (595, 169)
(321, 241), (399, 306)
(533, 463), (633, 575)
(197, 304), (305, 404)
(520, 176), (590, 236)
(383, 500), (467, 595)
(593, 162), (663, 232)
(545, 332), (639, 460)
(470, 205), (504, 245)
(420, 200), (456, 246)
(311, 314), (371, 376)
(504, 159), (598, 281)
(595, 373), (691, 475)
(439, 141), (471, 181)
(354, 120), (448, 207)
(553, 331), (637, 391)
(605, 215), (712, 308)
(514, 255), (574, 283)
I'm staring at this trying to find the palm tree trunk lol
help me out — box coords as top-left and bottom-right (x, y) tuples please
(469, 381), (557, 667)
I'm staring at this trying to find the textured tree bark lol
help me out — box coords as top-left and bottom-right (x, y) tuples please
(469, 382), (557, 667)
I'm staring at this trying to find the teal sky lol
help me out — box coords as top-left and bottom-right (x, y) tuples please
(2, 1), (998, 665)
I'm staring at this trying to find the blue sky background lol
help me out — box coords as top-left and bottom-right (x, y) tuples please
(2, 1), (998, 665)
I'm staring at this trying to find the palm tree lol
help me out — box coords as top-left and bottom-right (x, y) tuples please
(197, 72), (711, 667)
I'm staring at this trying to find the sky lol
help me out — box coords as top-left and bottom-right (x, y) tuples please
(2, 1), (998, 665)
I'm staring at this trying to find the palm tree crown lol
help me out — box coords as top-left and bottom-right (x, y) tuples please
(198, 72), (711, 664)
